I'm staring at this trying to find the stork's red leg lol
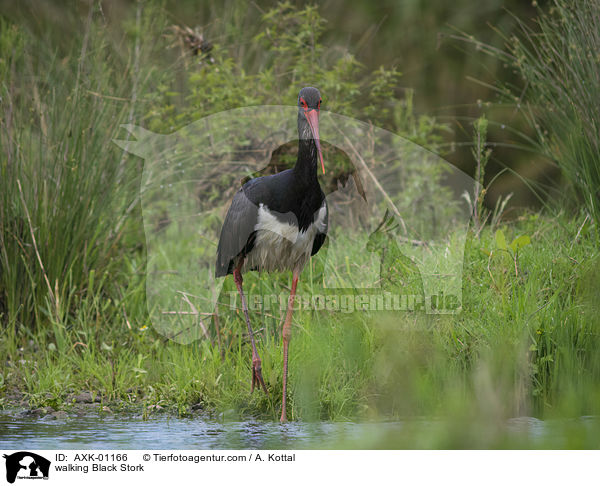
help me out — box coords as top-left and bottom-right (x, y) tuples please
(280, 267), (300, 423)
(234, 264), (268, 395)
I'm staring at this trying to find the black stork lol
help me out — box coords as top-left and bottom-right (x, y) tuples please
(216, 87), (327, 422)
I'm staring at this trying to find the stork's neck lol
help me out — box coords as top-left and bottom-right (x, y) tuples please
(294, 113), (319, 185)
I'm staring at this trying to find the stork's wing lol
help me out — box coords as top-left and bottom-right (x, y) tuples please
(215, 189), (259, 277)
(311, 200), (328, 256)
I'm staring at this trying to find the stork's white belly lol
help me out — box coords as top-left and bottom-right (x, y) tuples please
(244, 202), (327, 272)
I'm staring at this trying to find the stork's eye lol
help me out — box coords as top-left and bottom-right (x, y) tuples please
(300, 98), (308, 108)
(318, 99), (322, 109)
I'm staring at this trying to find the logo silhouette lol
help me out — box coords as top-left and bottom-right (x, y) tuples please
(114, 106), (473, 343)
(3, 452), (51, 483)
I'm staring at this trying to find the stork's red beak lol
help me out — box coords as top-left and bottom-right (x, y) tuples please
(304, 109), (325, 175)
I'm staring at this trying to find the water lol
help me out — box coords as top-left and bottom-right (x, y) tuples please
(0, 413), (399, 449)
(1, 412), (598, 449)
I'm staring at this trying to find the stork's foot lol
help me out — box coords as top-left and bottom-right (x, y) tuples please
(251, 356), (268, 395)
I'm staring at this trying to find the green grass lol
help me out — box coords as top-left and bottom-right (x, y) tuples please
(1, 211), (599, 432)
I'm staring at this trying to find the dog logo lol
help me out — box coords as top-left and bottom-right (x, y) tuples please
(3, 452), (51, 483)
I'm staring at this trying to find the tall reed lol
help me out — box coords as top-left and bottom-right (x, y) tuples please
(500, 0), (599, 226)
(0, 6), (162, 335)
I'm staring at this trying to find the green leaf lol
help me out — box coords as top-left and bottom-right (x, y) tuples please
(510, 234), (531, 252)
(495, 229), (507, 250)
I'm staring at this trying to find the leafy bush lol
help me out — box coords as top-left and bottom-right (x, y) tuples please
(144, 2), (455, 244)
(146, 2), (448, 149)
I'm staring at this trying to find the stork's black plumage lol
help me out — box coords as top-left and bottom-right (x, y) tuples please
(216, 88), (327, 276)
(215, 87), (327, 422)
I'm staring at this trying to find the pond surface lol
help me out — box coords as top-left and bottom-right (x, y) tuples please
(0, 412), (598, 449)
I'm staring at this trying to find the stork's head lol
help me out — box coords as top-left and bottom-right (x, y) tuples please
(297, 87), (324, 174)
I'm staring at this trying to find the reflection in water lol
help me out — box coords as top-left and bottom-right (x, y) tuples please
(0, 412), (597, 449)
